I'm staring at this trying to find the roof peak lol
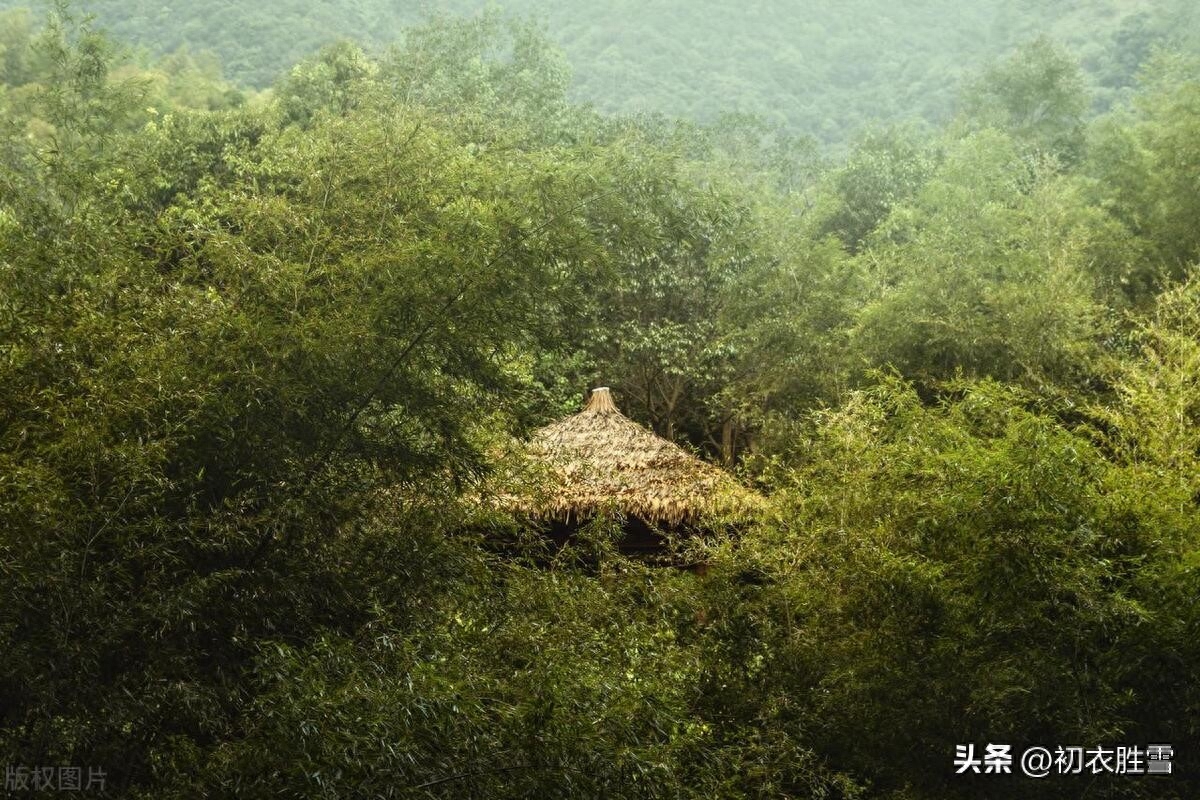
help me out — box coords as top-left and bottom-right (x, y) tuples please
(584, 386), (618, 414)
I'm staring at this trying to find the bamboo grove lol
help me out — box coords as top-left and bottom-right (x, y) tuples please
(2, 6), (1199, 799)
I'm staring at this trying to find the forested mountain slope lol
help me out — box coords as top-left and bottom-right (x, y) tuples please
(1, 0), (1195, 142)
(4, 5), (1200, 797)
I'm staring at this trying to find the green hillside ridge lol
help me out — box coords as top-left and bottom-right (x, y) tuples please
(0, 0), (1195, 142)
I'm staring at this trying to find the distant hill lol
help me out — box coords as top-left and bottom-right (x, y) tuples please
(3, 0), (1195, 142)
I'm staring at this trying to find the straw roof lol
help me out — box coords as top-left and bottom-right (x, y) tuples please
(505, 387), (761, 527)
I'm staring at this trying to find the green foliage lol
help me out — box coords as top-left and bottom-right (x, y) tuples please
(0, 7), (36, 86)
(381, 11), (571, 125)
(3, 6), (1200, 799)
(0, 13), (725, 792)
(704, 378), (1197, 799)
(276, 40), (376, 126)
(0, 0), (1195, 144)
(1085, 52), (1200, 294)
(1092, 277), (1200, 501)
(720, 232), (860, 427)
(188, 559), (714, 798)
(852, 130), (1105, 390)
(808, 125), (938, 253)
(568, 148), (763, 449)
(960, 37), (1089, 162)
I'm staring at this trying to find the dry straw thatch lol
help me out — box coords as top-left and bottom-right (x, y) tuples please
(507, 387), (761, 527)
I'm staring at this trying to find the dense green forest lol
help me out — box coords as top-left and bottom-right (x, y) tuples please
(1, 0), (1198, 142)
(2, 3), (1200, 798)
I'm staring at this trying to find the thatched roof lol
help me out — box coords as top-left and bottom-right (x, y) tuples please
(504, 387), (761, 527)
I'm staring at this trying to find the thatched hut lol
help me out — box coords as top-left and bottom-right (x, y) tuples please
(500, 387), (761, 562)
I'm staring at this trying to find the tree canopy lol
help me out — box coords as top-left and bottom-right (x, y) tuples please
(1, 6), (1199, 799)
